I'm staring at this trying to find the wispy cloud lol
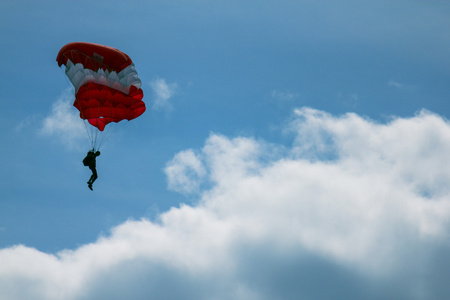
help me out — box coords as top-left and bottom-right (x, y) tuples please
(149, 78), (177, 112)
(39, 89), (86, 149)
(388, 79), (404, 89)
(2, 108), (450, 299)
(336, 91), (360, 108)
(388, 79), (416, 91)
(15, 115), (40, 133)
(271, 90), (299, 101)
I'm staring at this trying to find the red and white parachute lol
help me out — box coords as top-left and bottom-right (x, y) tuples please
(56, 42), (146, 148)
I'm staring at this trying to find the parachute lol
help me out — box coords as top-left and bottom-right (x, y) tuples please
(56, 42), (146, 149)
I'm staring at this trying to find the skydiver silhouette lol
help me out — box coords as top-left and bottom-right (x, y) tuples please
(83, 149), (101, 190)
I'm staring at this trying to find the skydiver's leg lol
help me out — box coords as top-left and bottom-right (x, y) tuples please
(87, 167), (97, 190)
(89, 167), (98, 184)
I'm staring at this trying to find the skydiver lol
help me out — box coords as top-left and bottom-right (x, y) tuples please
(83, 149), (101, 190)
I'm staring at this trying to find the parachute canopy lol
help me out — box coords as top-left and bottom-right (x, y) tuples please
(56, 42), (145, 131)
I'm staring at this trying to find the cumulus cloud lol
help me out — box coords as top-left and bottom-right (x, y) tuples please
(2, 107), (450, 300)
(165, 149), (207, 194)
(149, 78), (177, 112)
(40, 89), (85, 149)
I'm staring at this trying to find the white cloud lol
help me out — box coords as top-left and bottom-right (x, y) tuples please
(388, 79), (404, 89)
(388, 79), (416, 92)
(165, 149), (206, 194)
(271, 90), (298, 101)
(2, 107), (450, 299)
(40, 89), (86, 149)
(149, 78), (177, 111)
(15, 115), (40, 133)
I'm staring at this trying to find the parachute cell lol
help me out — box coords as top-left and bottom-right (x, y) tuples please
(57, 42), (133, 74)
(56, 42), (145, 132)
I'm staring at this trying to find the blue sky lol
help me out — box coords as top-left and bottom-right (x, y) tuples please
(1, 0), (450, 299)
